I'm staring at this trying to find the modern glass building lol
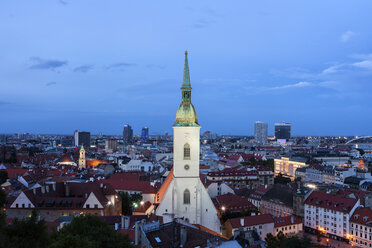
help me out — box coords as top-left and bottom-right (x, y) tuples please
(274, 122), (291, 140)
(141, 127), (149, 142)
(123, 124), (133, 144)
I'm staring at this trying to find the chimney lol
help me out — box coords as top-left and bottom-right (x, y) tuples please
(121, 216), (130, 229)
(180, 226), (187, 247)
(41, 186), (45, 194)
(52, 182), (56, 191)
(33, 188), (36, 194)
(100, 183), (103, 188)
(64, 182), (70, 197)
(265, 184), (267, 189)
(291, 216), (294, 224)
(240, 218), (244, 227)
(46, 185), (49, 193)
(115, 223), (119, 231)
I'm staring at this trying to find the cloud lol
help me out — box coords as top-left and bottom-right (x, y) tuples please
(244, 81), (313, 95)
(74, 64), (94, 73)
(105, 62), (136, 70)
(340, 31), (355, 42)
(269, 81), (312, 90)
(29, 57), (67, 70)
(322, 64), (344, 74)
(46, 82), (57, 86)
(58, 0), (68, 5)
(353, 60), (372, 70)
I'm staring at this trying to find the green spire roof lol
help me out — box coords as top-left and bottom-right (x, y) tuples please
(174, 51), (200, 127)
(182, 51), (191, 89)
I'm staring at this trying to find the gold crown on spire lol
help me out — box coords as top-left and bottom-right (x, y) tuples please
(185, 50), (188, 55)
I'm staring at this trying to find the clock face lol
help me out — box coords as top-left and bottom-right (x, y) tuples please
(184, 164), (190, 170)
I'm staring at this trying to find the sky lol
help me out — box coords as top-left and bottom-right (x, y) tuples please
(1, 0), (372, 136)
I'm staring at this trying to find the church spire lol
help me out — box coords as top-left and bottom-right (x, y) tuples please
(182, 50), (191, 90)
(174, 51), (199, 127)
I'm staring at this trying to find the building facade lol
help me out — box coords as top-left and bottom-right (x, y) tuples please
(274, 122), (291, 140)
(141, 127), (149, 142)
(274, 157), (307, 181)
(304, 191), (359, 241)
(156, 52), (220, 233)
(254, 121), (268, 144)
(349, 208), (372, 247)
(123, 124), (133, 144)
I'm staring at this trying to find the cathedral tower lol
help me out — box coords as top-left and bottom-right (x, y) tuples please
(156, 51), (221, 233)
(78, 146), (86, 169)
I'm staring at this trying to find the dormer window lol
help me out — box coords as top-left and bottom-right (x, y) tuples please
(184, 143), (190, 160)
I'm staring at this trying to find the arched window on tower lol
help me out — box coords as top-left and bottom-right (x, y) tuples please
(184, 189), (190, 204)
(184, 143), (190, 160)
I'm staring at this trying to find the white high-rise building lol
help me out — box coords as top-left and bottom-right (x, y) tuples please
(156, 51), (221, 233)
(254, 121), (268, 144)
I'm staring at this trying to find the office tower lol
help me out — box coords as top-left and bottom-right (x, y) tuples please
(141, 127), (149, 142)
(74, 130), (91, 147)
(123, 124), (133, 144)
(156, 51), (220, 233)
(74, 130), (79, 146)
(254, 121), (268, 144)
(105, 139), (118, 153)
(274, 122), (291, 140)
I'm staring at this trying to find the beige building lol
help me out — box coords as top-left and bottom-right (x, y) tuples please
(274, 215), (303, 236)
(274, 157), (307, 180)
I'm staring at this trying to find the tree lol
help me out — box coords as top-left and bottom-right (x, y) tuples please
(0, 170), (8, 185)
(265, 231), (312, 248)
(5, 209), (50, 248)
(49, 234), (95, 248)
(119, 191), (132, 215)
(274, 174), (291, 185)
(53, 215), (134, 248)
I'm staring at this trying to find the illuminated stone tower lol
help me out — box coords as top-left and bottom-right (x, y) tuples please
(78, 146), (86, 169)
(156, 51), (221, 233)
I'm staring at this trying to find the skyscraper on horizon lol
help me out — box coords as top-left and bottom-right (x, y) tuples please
(275, 122), (291, 140)
(74, 130), (91, 148)
(123, 124), (133, 144)
(141, 127), (149, 142)
(254, 121), (268, 144)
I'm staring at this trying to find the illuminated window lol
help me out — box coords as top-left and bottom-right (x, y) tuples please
(184, 189), (190, 204)
(184, 143), (190, 160)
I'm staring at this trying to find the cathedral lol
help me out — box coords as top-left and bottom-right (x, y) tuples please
(156, 51), (221, 233)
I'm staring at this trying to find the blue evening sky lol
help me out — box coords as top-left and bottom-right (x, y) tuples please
(1, 0), (372, 136)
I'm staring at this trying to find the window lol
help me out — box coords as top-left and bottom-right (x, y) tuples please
(184, 189), (190, 204)
(184, 143), (190, 160)
(86, 204), (90, 208)
(94, 204), (98, 208)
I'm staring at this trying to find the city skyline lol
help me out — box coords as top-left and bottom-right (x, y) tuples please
(1, 1), (372, 136)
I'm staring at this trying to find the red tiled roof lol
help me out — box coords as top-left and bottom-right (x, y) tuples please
(351, 208), (372, 225)
(99, 179), (156, 194)
(304, 191), (359, 213)
(2, 168), (28, 179)
(213, 193), (256, 212)
(229, 214), (274, 229)
(207, 167), (257, 177)
(273, 215), (302, 227)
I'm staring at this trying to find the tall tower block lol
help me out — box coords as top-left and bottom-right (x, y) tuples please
(156, 51), (221, 233)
